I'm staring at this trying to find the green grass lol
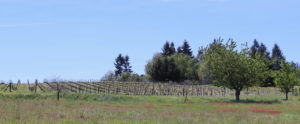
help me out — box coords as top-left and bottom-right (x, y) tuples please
(0, 86), (300, 124)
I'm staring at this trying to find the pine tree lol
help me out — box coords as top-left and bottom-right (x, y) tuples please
(162, 41), (170, 56)
(177, 47), (183, 53)
(114, 54), (133, 77)
(181, 40), (193, 57)
(162, 41), (176, 56)
(257, 43), (270, 59)
(124, 55), (132, 73)
(272, 44), (285, 70)
(114, 54), (124, 77)
(250, 39), (260, 59)
(170, 42), (176, 55)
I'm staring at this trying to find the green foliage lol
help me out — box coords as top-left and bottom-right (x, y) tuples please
(273, 60), (298, 100)
(146, 54), (181, 82)
(118, 72), (131, 81)
(171, 53), (198, 81)
(146, 41), (198, 82)
(297, 69), (300, 83)
(118, 72), (144, 82)
(249, 40), (274, 87)
(101, 71), (117, 81)
(198, 38), (268, 101)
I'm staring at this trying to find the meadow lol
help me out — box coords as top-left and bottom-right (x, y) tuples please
(0, 83), (300, 124)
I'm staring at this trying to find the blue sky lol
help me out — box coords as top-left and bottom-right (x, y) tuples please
(0, 0), (299, 82)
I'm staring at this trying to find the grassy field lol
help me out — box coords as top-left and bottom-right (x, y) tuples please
(0, 85), (300, 124)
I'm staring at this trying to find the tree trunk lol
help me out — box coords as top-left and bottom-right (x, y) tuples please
(285, 92), (288, 101)
(235, 90), (241, 101)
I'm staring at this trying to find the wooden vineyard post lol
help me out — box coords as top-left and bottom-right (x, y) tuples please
(9, 82), (12, 92)
(78, 86), (80, 93)
(27, 80), (31, 92)
(223, 87), (226, 97)
(191, 85), (193, 96)
(182, 86), (185, 96)
(56, 82), (60, 101)
(35, 79), (38, 93)
(168, 83), (170, 96)
(17, 80), (21, 91)
(184, 84), (188, 103)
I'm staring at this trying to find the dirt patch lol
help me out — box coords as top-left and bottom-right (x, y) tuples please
(103, 104), (110, 107)
(79, 102), (86, 105)
(145, 104), (154, 110)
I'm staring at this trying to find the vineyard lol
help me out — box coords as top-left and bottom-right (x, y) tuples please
(2, 80), (299, 97)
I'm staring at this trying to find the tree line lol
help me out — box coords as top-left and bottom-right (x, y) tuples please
(103, 38), (300, 101)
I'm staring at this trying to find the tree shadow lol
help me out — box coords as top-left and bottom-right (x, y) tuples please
(228, 99), (282, 104)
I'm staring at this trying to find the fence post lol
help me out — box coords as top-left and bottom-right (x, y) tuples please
(9, 82), (12, 92)
(35, 79), (38, 93)
(27, 80), (31, 92)
(152, 83), (155, 95)
(56, 82), (60, 101)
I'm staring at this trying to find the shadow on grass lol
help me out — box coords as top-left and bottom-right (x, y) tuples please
(228, 99), (282, 104)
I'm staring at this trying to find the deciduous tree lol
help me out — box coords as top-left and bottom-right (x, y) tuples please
(273, 60), (298, 100)
(199, 38), (267, 101)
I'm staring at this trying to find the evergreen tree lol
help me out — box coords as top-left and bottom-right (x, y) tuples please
(162, 41), (170, 56)
(123, 55), (132, 73)
(257, 43), (270, 59)
(177, 47), (183, 53)
(181, 40), (193, 57)
(162, 41), (176, 56)
(170, 42), (176, 55)
(114, 54), (132, 77)
(272, 44), (285, 70)
(114, 54), (124, 77)
(250, 39), (260, 59)
(256, 43), (274, 87)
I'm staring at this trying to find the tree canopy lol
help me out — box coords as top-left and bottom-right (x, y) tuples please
(198, 38), (268, 101)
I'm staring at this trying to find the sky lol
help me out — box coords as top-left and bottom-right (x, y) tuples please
(0, 0), (299, 82)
